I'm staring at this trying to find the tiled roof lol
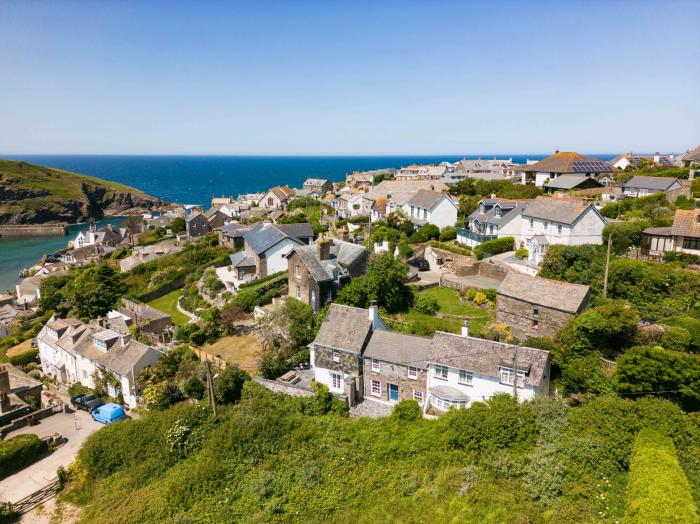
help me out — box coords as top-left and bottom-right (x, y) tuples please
(684, 145), (700, 162)
(643, 226), (673, 236)
(544, 174), (602, 190)
(523, 152), (613, 174)
(671, 209), (700, 238)
(312, 304), (372, 354)
(622, 176), (681, 191)
(364, 330), (431, 369)
(304, 178), (329, 186)
(275, 223), (314, 240)
(370, 179), (449, 195)
(497, 272), (590, 313)
(427, 332), (549, 387)
(294, 240), (369, 283)
(521, 199), (594, 225)
(243, 223), (310, 255)
(406, 190), (446, 210)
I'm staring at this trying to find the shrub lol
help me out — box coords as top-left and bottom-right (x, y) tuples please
(429, 240), (472, 256)
(624, 428), (697, 523)
(409, 224), (440, 243)
(7, 346), (39, 366)
(0, 434), (48, 479)
(514, 247), (528, 259)
(397, 242), (414, 259)
(659, 326), (692, 352)
(68, 382), (90, 398)
(474, 236), (514, 260)
(439, 226), (457, 241)
(412, 294), (439, 315)
(391, 400), (422, 421)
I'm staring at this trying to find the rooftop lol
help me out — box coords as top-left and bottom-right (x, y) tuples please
(523, 152), (613, 174)
(622, 175), (682, 191)
(671, 209), (700, 238)
(497, 272), (590, 313)
(364, 330), (431, 369)
(312, 304), (373, 354)
(521, 199), (595, 225)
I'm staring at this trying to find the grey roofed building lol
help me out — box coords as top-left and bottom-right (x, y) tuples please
(312, 303), (373, 354)
(427, 331), (550, 387)
(229, 251), (256, 268)
(218, 222), (248, 237)
(364, 330), (431, 369)
(521, 199), (596, 225)
(243, 224), (291, 255)
(621, 175), (684, 192)
(497, 272), (590, 314)
(543, 174), (603, 191)
(406, 190), (446, 210)
(293, 239), (368, 283)
(274, 222), (314, 241)
(682, 145), (700, 165)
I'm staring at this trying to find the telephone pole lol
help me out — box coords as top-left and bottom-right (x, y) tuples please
(205, 361), (217, 417)
(603, 232), (612, 299)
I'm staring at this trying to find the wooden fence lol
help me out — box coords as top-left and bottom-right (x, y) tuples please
(7, 478), (60, 515)
(191, 348), (227, 370)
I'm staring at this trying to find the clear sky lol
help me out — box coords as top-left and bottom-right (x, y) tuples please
(1, 0), (698, 155)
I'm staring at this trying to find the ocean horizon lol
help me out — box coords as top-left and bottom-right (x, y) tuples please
(2, 154), (616, 207)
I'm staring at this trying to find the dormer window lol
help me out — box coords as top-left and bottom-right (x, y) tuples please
(495, 207), (501, 217)
(93, 338), (108, 351)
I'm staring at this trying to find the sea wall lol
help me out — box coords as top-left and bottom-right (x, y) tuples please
(0, 225), (66, 237)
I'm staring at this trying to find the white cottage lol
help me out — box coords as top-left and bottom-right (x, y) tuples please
(403, 190), (458, 230)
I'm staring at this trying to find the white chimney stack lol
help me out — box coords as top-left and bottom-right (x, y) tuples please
(368, 303), (381, 328)
(461, 320), (470, 338)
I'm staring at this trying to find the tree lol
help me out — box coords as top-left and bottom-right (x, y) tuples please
(660, 326), (693, 353)
(170, 217), (186, 234)
(412, 293), (438, 315)
(439, 226), (457, 241)
(65, 264), (126, 319)
(335, 276), (371, 309)
(364, 252), (413, 313)
(39, 274), (72, 312)
(213, 365), (249, 404)
(602, 220), (651, 254)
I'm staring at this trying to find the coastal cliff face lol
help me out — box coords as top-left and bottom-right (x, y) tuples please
(0, 160), (161, 224)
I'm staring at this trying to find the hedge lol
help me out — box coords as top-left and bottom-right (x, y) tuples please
(8, 347), (39, 367)
(238, 271), (286, 289)
(623, 428), (697, 523)
(429, 240), (472, 256)
(0, 434), (48, 479)
(474, 236), (514, 260)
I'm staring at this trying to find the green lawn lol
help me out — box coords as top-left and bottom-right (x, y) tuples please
(148, 289), (189, 325)
(419, 286), (492, 316)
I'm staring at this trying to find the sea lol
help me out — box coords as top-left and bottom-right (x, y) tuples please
(0, 154), (615, 291)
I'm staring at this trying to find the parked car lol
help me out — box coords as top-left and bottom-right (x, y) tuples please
(91, 403), (127, 425)
(407, 257), (430, 271)
(71, 394), (105, 413)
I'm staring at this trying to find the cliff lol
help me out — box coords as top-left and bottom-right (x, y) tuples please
(0, 160), (162, 225)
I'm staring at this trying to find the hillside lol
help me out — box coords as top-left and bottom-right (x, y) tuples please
(0, 159), (160, 224)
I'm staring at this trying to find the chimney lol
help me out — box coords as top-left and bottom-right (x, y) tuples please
(0, 392), (10, 414)
(368, 302), (382, 328)
(0, 365), (10, 396)
(491, 193), (496, 199)
(318, 238), (332, 261)
(461, 320), (470, 338)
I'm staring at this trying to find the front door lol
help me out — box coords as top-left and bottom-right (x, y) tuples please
(389, 384), (399, 402)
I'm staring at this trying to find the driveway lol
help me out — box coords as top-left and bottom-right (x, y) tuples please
(0, 410), (102, 503)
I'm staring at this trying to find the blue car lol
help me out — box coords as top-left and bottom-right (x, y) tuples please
(91, 403), (127, 424)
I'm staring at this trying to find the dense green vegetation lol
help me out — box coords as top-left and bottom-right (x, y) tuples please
(0, 434), (48, 479)
(61, 385), (700, 523)
(473, 236), (514, 260)
(0, 159), (157, 224)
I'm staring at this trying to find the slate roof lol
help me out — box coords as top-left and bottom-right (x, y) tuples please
(683, 145), (700, 162)
(497, 272), (590, 314)
(369, 179), (449, 196)
(643, 226), (673, 236)
(243, 223), (310, 255)
(304, 178), (329, 186)
(268, 186), (295, 200)
(274, 223), (314, 240)
(312, 304), (372, 354)
(229, 251), (256, 268)
(293, 239), (369, 283)
(544, 174), (603, 190)
(622, 176), (682, 191)
(671, 209), (700, 238)
(217, 222), (248, 237)
(364, 330), (431, 369)
(469, 201), (528, 226)
(521, 199), (595, 225)
(406, 190), (448, 210)
(427, 332), (550, 387)
(523, 152), (613, 174)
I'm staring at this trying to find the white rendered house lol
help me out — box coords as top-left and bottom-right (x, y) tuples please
(403, 191), (458, 229)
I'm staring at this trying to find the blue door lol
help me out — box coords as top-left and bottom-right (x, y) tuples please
(389, 384), (399, 401)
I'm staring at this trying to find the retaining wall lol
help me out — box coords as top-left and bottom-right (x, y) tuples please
(0, 225), (66, 237)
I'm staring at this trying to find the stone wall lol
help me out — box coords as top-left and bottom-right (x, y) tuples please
(362, 357), (427, 403)
(496, 294), (574, 340)
(253, 376), (314, 398)
(0, 225), (66, 237)
(314, 345), (362, 377)
(455, 260), (509, 281)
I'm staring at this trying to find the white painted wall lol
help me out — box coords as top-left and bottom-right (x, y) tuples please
(403, 196), (457, 229)
(521, 206), (605, 247)
(263, 238), (301, 276)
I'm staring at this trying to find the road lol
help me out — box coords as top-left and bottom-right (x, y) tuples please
(0, 409), (102, 503)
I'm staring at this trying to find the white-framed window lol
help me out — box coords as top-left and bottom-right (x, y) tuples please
(332, 350), (340, 363)
(295, 265), (301, 280)
(529, 218), (534, 228)
(371, 379), (381, 397)
(423, 209), (428, 220)
(557, 224), (562, 234)
(331, 373), (342, 390)
(413, 389), (423, 404)
(408, 366), (418, 379)
(371, 358), (380, 372)
(458, 370), (473, 385)
(433, 364), (448, 380)
(295, 286), (301, 300)
(499, 367), (526, 387)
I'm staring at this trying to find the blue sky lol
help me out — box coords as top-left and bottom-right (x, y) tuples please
(1, 0), (698, 155)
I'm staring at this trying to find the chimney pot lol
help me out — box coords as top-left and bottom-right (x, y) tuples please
(461, 320), (470, 338)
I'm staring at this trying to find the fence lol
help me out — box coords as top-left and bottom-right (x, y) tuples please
(191, 348), (227, 370)
(7, 478), (61, 515)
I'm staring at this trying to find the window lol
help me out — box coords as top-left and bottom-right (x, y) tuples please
(529, 218), (534, 228)
(371, 380), (381, 397)
(557, 224), (562, 234)
(410, 206), (415, 217)
(423, 209), (428, 220)
(326, 290), (333, 303)
(267, 196), (273, 206)
(433, 364), (448, 380)
(408, 366), (418, 379)
(295, 265), (301, 280)
(500, 367), (526, 387)
(413, 389), (423, 404)
(533, 318), (539, 328)
(533, 307), (539, 317)
(544, 221), (548, 230)
(458, 370), (473, 385)
(683, 237), (700, 250)
(371, 358), (380, 372)
(82, 369), (87, 379)
(495, 207), (501, 217)
(332, 350), (340, 363)
(331, 373), (342, 390)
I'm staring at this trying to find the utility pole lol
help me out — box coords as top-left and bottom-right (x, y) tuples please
(205, 361), (217, 417)
(603, 231), (612, 299)
(512, 346), (518, 401)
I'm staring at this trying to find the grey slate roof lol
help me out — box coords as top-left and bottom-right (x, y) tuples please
(521, 199), (594, 225)
(312, 304), (372, 354)
(364, 330), (431, 369)
(243, 224), (301, 255)
(427, 332), (550, 387)
(643, 226), (673, 236)
(229, 251), (256, 268)
(544, 174), (602, 190)
(497, 272), (590, 314)
(294, 240), (368, 283)
(622, 176), (682, 191)
(406, 190), (446, 210)
(274, 223), (314, 241)
(218, 222), (248, 237)
(468, 201), (528, 226)
(683, 145), (700, 162)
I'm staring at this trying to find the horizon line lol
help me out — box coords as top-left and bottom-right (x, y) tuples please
(1, 151), (639, 158)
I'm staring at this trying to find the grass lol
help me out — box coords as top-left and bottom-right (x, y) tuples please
(148, 289), (189, 325)
(200, 334), (261, 372)
(6, 339), (33, 359)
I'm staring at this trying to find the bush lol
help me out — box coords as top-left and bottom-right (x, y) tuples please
(412, 293), (439, 315)
(624, 428), (697, 523)
(409, 224), (440, 243)
(660, 326), (692, 352)
(391, 400), (422, 421)
(514, 247), (528, 259)
(439, 226), (457, 241)
(474, 236), (514, 260)
(0, 434), (48, 479)
(429, 240), (472, 256)
(68, 382), (90, 398)
(7, 346), (39, 366)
